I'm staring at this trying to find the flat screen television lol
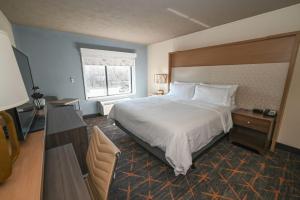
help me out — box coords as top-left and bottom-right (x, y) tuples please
(6, 47), (36, 140)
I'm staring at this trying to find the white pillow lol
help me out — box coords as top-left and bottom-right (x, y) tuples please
(168, 82), (195, 99)
(200, 83), (238, 106)
(192, 85), (231, 106)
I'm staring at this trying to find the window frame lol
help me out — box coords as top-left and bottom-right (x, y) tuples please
(81, 50), (136, 101)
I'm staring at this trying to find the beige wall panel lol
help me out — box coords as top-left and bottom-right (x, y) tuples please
(173, 63), (289, 110)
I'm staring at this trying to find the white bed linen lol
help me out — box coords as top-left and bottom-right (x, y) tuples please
(108, 96), (233, 175)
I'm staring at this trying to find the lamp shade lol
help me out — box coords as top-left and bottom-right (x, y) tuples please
(154, 74), (168, 84)
(0, 31), (29, 111)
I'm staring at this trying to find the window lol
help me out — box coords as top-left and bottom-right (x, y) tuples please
(80, 48), (136, 99)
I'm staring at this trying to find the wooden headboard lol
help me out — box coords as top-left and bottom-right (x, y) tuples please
(168, 32), (300, 151)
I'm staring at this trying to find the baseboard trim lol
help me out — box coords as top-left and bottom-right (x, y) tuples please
(82, 113), (102, 119)
(276, 142), (300, 155)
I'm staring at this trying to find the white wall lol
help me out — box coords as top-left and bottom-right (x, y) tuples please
(148, 4), (300, 148)
(0, 10), (15, 45)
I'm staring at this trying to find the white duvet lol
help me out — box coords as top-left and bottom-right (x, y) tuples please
(108, 96), (233, 175)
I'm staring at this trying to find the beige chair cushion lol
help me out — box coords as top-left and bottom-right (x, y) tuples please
(86, 126), (120, 200)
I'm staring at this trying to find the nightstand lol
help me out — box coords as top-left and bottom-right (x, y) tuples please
(229, 108), (276, 154)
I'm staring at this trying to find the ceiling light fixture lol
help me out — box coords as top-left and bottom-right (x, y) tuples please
(167, 8), (210, 28)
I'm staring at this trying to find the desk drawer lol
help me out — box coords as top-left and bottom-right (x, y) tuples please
(232, 114), (270, 133)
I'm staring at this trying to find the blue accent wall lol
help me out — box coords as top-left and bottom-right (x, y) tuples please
(13, 25), (147, 115)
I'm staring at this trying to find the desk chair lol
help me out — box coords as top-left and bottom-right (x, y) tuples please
(85, 126), (120, 200)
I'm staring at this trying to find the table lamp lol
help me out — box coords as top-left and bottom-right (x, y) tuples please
(154, 74), (168, 95)
(0, 31), (29, 183)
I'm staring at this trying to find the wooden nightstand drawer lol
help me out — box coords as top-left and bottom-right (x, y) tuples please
(230, 108), (276, 154)
(232, 113), (270, 133)
(230, 126), (267, 154)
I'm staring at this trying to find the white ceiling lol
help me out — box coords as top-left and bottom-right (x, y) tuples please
(0, 0), (300, 44)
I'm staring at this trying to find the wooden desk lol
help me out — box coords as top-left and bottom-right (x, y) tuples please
(43, 144), (91, 200)
(48, 98), (80, 110)
(46, 107), (88, 174)
(0, 130), (45, 200)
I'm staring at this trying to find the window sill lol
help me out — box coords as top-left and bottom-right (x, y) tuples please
(87, 93), (135, 102)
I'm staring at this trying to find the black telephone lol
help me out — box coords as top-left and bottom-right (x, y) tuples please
(252, 108), (277, 117)
(263, 109), (277, 117)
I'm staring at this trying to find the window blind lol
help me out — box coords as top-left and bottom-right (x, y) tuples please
(80, 48), (137, 66)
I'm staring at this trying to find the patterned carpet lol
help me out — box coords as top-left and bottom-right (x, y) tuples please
(85, 116), (300, 200)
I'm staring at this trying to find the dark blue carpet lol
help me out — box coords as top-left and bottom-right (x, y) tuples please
(85, 117), (300, 200)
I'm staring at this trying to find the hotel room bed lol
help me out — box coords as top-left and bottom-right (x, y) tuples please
(108, 95), (233, 175)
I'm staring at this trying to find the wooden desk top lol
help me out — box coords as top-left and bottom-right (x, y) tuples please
(43, 144), (91, 200)
(48, 98), (79, 105)
(232, 108), (275, 122)
(46, 107), (86, 135)
(0, 130), (45, 200)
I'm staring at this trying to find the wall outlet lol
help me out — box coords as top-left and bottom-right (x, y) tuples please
(70, 76), (75, 83)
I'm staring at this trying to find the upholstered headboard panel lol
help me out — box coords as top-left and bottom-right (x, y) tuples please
(168, 32), (300, 151)
(172, 63), (289, 110)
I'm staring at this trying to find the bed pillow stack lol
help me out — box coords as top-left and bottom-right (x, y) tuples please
(201, 84), (238, 106)
(168, 81), (238, 107)
(193, 84), (238, 106)
(168, 82), (196, 100)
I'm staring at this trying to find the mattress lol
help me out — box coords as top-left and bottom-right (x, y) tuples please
(108, 95), (233, 175)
